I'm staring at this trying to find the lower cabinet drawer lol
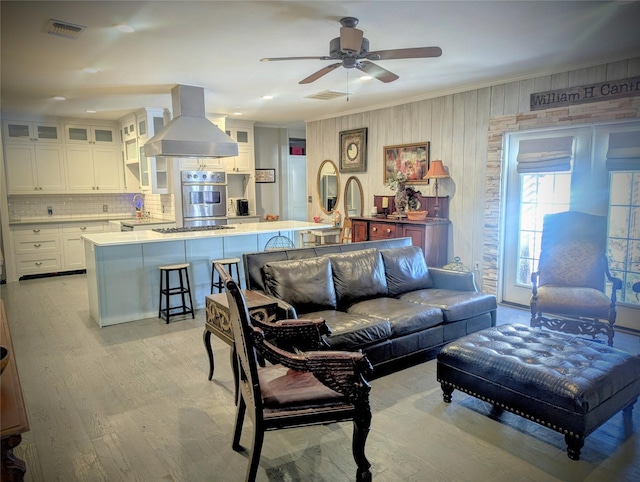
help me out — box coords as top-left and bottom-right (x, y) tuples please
(15, 254), (63, 276)
(14, 237), (60, 255)
(369, 222), (398, 239)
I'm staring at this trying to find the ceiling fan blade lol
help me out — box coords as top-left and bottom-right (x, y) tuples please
(340, 26), (364, 53)
(261, 56), (331, 62)
(299, 63), (343, 84)
(357, 61), (399, 83)
(368, 46), (442, 61)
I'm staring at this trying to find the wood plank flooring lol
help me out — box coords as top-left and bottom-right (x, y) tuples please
(1, 274), (639, 481)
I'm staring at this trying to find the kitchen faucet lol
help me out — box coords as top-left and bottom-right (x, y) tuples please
(132, 194), (144, 216)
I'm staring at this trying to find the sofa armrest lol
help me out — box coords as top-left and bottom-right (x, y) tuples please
(429, 267), (478, 292)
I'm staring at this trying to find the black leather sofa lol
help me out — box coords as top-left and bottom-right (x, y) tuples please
(243, 238), (497, 368)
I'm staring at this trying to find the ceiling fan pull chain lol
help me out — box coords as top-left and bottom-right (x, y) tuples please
(346, 70), (350, 102)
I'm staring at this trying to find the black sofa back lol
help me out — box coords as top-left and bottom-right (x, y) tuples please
(244, 238), (413, 293)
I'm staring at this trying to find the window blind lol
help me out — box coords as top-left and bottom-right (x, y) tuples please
(606, 130), (640, 171)
(516, 136), (574, 173)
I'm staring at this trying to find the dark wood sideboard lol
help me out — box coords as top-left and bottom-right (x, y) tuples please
(350, 216), (450, 268)
(1, 300), (30, 482)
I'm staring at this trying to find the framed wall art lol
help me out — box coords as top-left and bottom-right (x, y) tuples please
(255, 168), (276, 183)
(383, 142), (430, 184)
(339, 127), (368, 173)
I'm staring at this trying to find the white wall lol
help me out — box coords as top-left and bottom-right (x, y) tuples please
(306, 57), (640, 290)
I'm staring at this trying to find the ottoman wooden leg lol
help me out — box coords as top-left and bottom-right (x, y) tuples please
(565, 434), (585, 460)
(441, 383), (454, 403)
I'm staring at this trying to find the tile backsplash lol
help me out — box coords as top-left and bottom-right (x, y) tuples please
(8, 193), (175, 222)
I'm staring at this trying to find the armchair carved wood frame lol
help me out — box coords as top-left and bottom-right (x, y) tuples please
(530, 211), (622, 347)
(215, 263), (373, 482)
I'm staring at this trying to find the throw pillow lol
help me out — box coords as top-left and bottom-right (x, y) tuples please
(263, 256), (337, 313)
(380, 246), (432, 296)
(328, 248), (388, 309)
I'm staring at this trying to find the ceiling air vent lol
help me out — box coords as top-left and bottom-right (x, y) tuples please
(305, 90), (350, 101)
(45, 19), (86, 39)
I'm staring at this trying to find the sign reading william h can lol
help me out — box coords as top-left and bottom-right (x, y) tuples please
(530, 76), (640, 111)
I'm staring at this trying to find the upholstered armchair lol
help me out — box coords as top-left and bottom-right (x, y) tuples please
(215, 263), (373, 482)
(530, 211), (622, 346)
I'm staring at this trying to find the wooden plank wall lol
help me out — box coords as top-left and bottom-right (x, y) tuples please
(306, 57), (640, 289)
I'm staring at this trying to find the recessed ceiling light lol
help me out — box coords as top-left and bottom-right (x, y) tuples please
(360, 75), (373, 81)
(83, 67), (98, 74)
(53, 96), (66, 101)
(115, 24), (135, 33)
(262, 95), (273, 100)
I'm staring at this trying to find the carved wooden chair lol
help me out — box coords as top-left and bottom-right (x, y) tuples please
(530, 211), (622, 346)
(215, 264), (373, 482)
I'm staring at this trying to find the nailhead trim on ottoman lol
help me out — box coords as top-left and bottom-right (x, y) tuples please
(437, 324), (640, 460)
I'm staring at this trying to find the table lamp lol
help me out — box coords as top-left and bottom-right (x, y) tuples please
(425, 160), (450, 218)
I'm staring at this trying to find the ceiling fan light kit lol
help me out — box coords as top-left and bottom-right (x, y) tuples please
(261, 17), (442, 84)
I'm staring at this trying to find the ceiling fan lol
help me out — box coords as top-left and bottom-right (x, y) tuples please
(260, 17), (442, 84)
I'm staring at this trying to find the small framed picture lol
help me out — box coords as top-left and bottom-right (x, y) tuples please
(383, 142), (430, 184)
(339, 128), (368, 173)
(255, 168), (276, 183)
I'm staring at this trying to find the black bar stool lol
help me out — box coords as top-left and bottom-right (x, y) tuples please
(158, 263), (195, 323)
(211, 257), (241, 293)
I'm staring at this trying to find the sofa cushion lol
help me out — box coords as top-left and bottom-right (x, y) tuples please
(380, 246), (432, 296)
(304, 309), (392, 351)
(328, 248), (388, 309)
(263, 257), (337, 313)
(400, 289), (497, 323)
(347, 297), (443, 337)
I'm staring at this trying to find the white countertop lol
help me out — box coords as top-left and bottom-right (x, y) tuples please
(82, 220), (334, 246)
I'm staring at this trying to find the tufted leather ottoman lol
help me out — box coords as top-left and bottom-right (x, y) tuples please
(437, 324), (640, 460)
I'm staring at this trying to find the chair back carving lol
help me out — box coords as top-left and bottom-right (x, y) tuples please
(220, 266), (263, 412)
(538, 211), (607, 291)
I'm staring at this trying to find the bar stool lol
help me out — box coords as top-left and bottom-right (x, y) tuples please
(211, 257), (242, 293)
(158, 263), (195, 323)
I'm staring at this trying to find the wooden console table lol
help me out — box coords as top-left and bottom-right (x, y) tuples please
(350, 216), (450, 267)
(204, 291), (278, 380)
(1, 300), (30, 482)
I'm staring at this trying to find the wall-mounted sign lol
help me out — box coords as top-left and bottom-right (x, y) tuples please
(530, 76), (640, 111)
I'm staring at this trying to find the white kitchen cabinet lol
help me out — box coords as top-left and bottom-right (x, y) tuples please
(62, 222), (107, 270)
(139, 145), (170, 194)
(11, 224), (62, 277)
(66, 145), (122, 192)
(4, 143), (66, 193)
(3, 120), (61, 143)
(179, 157), (224, 170)
(64, 123), (118, 146)
(225, 122), (255, 173)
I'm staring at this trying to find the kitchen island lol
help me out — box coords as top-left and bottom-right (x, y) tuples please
(82, 220), (333, 327)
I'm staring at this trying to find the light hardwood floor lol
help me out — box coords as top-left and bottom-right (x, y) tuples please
(1, 273), (639, 481)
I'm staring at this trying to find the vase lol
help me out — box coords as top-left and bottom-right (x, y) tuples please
(394, 183), (408, 214)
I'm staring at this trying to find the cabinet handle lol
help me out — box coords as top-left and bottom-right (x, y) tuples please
(80, 226), (87, 230)
(386, 229), (391, 234)
(35, 262), (43, 266)
(372, 227), (377, 232)
(33, 243), (42, 248)
(33, 229), (40, 233)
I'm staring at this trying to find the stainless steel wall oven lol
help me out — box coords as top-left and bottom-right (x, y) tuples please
(181, 170), (227, 227)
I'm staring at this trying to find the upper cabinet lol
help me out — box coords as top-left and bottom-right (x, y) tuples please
(65, 144), (122, 192)
(64, 123), (118, 146)
(5, 144), (66, 193)
(225, 120), (255, 173)
(3, 120), (61, 144)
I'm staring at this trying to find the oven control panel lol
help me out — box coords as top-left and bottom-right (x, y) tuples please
(181, 170), (226, 184)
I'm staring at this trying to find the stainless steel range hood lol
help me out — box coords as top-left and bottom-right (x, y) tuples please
(144, 84), (238, 158)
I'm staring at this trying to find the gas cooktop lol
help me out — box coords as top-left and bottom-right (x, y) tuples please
(152, 225), (236, 234)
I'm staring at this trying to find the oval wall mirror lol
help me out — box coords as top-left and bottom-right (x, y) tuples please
(344, 176), (363, 218)
(317, 159), (340, 214)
